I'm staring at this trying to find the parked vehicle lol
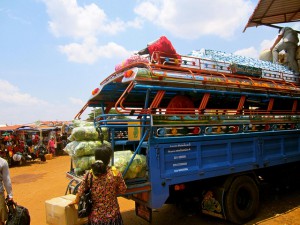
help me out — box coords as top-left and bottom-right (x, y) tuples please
(66, 40), (300, 224)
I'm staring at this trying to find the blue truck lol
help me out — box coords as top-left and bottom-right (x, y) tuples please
(66, 47), (300, 224)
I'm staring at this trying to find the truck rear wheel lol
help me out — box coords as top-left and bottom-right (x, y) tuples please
(225, 175), (259, 224)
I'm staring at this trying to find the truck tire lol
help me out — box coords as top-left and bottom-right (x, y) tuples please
(225, 175), (259, 224)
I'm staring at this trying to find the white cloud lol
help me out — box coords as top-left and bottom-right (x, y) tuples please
(69, 97), (85, 106)
(134, 2), (160, 21)
(42, 0), (141, 64)
(260, 39), (275, 52)
(0, 80), (86, 124)
(43, 0), (142, 38)
(134, 0), (254, 39)
(0, 80), (48, 106)
(43, 0), (126, 38)
(234, 37), (277, 59)
(0, 103), (81, 125)
(234, 46), (259, 58)
(59, 37), (132, 64)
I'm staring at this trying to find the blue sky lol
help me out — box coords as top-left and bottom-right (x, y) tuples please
(0, 0), (299, 125)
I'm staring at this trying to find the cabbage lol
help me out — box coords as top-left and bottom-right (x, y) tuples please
(124, 170), (136, 179)
(72, 141), (94, 156)
(68, 127), (99, 141)
(64, 141), (80, 155)
(71, 120), (109, 141)
(74, 168), (85, 176)
(114, 150), (132, 158)
(125, 154), (147, 179)
(73, 155), (95, 170)
(73, 119), (94, 127)
(71, 149), (148, 179)
(112, 150), (131, 173)
(114, 157), (128, 174)
(137, 169), (147, 178)
(129, 155), (143, 173)
(100, 127), (109, 141)
(112, 150), (147, 179)
(64, 140), (111, 157)
(136, 154), (147, 177)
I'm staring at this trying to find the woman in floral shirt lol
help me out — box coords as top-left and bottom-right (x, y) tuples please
(75, 145), (127, 225)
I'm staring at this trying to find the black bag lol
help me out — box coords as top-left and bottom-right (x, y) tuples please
(6, 199), (30, 225)
(78, 172), (93, 218)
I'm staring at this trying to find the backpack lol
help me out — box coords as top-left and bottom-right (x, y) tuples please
(6, 200), (30, 225)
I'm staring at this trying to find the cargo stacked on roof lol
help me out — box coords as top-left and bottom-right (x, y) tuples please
(80, 36), (300, 139)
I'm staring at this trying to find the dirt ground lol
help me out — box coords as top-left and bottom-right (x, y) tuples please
(7, 155), (300, 225)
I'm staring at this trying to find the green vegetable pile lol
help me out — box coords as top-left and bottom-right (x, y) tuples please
(73, 155), (95, 171)
(64, 120), (110, 175)
(113, 150), (147, 180)
(68, 127), (99, 141)
(73, 119), (94, 127)
(64, 140), (111, 157)
(65, 120), (147, 178)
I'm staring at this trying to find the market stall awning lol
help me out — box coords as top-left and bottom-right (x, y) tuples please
(0, 125), (24, 132)
(16, 126), (39, 132)
(244, 0), (300, 32)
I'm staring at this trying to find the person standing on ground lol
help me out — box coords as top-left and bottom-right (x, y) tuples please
(73, 145), (127, 225)
(47, 137), (56, 156)
(0, 157), (13, 225)
(270, 27), (299, 74)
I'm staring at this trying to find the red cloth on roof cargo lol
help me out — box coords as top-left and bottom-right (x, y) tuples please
(147, 36), (181, 65)
(148, 36), (177, 55)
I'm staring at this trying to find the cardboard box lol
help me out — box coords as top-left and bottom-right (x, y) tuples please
(45, 154), (53, 160)
(45, 194), (88, 225)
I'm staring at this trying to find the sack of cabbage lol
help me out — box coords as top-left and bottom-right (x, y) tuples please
(113, 150), (147, 179)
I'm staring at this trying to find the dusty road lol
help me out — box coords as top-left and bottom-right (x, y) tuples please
(8, 155), (300, 225)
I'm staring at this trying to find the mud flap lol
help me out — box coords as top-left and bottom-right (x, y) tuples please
(201, 187), (226, 220)
(135, 202), (152, 223)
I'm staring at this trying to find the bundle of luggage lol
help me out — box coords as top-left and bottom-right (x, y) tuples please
(5, 198), (30, 225)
